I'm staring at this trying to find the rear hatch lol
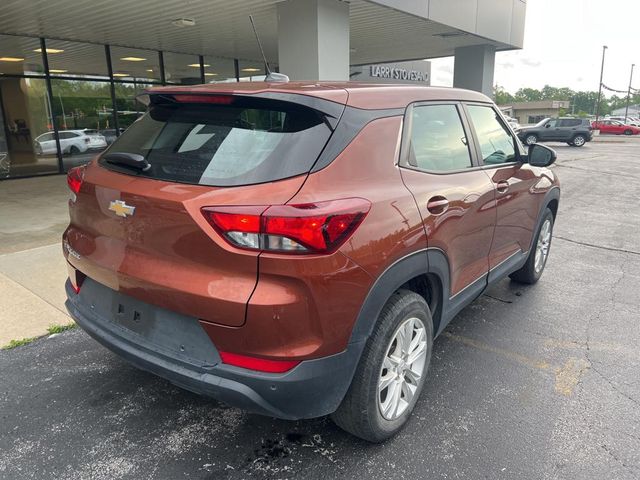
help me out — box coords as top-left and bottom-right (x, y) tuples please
(64, 91), (343, 327)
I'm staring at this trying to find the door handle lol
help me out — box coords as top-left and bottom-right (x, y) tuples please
(496, 180), (509, 194)
(427, 196), (449, 215)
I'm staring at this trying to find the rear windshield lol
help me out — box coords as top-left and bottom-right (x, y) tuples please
(99, 98), (332, 186)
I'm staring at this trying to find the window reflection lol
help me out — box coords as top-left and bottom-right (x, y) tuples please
(114, 82), (150, 130)
(203, 56), (237, 83)
(163, 52), (201, 85)
(50, 79), (111, 171)
(45, 40), (108, 79)
(110, 46), (161, 83)
(0, 77), (58, 177)
(238, 61), (265, 81)
(0, 34), (44, 76)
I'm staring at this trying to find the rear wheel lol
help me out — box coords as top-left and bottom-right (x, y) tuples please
(69, 145), (80, 155)
(624, 129), (633, 136)
(510, 208), (554, 284)
(571, 134), (586, 147)
(331, 290), (433, 443)
(524, 134), (538, 146)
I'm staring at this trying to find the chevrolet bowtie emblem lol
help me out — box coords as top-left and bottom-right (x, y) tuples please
(109, 200), (136, 217)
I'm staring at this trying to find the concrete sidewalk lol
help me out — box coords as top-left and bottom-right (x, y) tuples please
(0, 175), (72, 347)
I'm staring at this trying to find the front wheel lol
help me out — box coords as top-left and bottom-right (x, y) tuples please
(510, 208), (554, 284)
(331, 290), (433, 443)
(624, 129), (633, 136)
(524, 134), (538, 146)
(572, 134), (586, 147)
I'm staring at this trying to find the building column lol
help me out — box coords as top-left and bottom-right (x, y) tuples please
(453, 45), (496, 97)
(277, 0), (349, 81)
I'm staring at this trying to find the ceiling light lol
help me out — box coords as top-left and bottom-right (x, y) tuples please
(171, 18), (196, 27)
(113, 73), (129, 77)
(241, 68), (261, 72)
(0, 57), (24, 62)
(49, 69), (68, 73)
(34, 48), (64, 54)
(120, 57), (146, 62)
(189, 63), (209, 67)
(146, 69), (154, 72)
(204, 73), (218, 76)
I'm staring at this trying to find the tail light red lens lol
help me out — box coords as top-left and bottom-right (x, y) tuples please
(172, 94), (235, 104)
(67, 166), (85, 195)
(201, 198), (371, 254)
(219, 351), (300, 373)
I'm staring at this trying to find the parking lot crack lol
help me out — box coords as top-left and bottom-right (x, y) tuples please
(554, 236), (640, 256)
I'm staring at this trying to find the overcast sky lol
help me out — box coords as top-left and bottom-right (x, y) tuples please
(430, 0), (640, 95)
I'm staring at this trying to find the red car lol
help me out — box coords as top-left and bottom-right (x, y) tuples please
(63, 82), (560, 442)
(592, 120), (640, 135)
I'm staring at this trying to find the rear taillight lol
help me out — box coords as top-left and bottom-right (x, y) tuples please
(219, 351), (300, 373)
(172, 94), (235, 104)
(202, 198), (371, 254)
(67, 166), (85, 196)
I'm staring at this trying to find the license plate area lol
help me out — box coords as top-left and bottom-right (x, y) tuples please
(111, 295), (157, 337)
(77, 278), (220, 367)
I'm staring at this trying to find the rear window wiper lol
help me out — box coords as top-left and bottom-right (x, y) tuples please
(103, 152), (151, 172)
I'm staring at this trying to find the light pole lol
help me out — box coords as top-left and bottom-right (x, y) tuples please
(624, 63), (635, 123)
(595, 45), (608, 126)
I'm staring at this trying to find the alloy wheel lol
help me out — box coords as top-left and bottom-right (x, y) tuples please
(378, 316), (428, 420)
(534, 218), (552, 274)
(573, 136), (585, 146)
(525, 135), (537, 145)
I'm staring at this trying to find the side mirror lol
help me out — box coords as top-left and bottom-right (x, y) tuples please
(527, 143), (556, 167)
(545, 123), (551, 128)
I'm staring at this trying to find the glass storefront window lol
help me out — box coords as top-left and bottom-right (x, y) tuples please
(110, 46), (160, 83)
(0, 34), (44, 76)
(50, 79), (112, 171)
(203, 56), (237, 83)
(45, 40), (108, 79)
(163, 51), (201, 85)
(114, 82), (151, 131)
(238, 60), (265, 81)
(0, 77), (58, 177)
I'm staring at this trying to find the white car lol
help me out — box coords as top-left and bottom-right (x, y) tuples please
(34, 130), (107, 155)
(504, 115), (521, 131)
(607, 116), (640, 127)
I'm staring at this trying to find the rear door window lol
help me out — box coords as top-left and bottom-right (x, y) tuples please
(99, 98), (333, 187)
(559, 119), (581, 127)
(407, 104), (473, 172)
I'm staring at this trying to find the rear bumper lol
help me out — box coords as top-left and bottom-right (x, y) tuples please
(65, 279), (364, 420)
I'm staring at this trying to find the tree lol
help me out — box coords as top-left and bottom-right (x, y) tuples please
(494, 85), (514, 105)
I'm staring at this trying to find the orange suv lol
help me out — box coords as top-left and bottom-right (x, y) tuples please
(63, 82), (560, 442)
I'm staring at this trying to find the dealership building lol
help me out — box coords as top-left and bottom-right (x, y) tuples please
(0, 0), (526, 179)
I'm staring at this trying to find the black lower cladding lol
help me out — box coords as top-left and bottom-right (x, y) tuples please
(65, 278), (364, 420)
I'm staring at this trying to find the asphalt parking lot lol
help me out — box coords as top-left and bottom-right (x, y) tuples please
(1, 140), (639, 480)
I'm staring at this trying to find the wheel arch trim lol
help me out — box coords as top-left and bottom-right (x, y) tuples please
(348, 248), (451, 345)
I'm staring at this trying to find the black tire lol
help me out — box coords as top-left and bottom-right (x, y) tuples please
(69, 145), (80, 155)
(571, 134), (586, 147)
(624, 129), (633, 136)
(331, 290), (433, 443)
(510, 208), (554, 284)
(567, 142), (575, 146)
(524, 134), (538, 146)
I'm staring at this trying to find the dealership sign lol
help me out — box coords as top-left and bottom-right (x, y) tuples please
(369, 65), (428, 82)
(350, 60), (431, 85)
